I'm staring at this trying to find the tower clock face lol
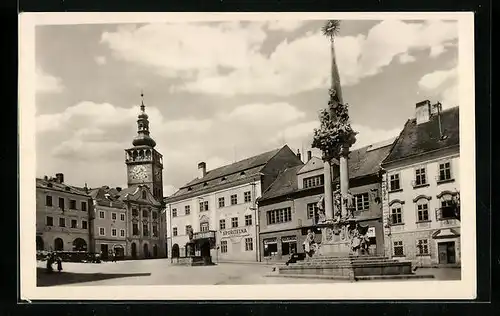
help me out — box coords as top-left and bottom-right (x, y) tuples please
(130, 165), (148, 181)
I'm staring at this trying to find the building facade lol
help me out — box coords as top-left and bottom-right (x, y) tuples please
(257, 140), (393, 262)
(165, 145), (304, 262)
(89, 186), (128, 259)
(36, 173), (93, 252)
(381, 100), (460, 267)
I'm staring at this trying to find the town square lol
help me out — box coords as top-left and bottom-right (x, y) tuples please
(28, 15), (469, 291)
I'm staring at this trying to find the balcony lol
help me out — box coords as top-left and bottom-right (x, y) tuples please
(435, 207), (459, 227)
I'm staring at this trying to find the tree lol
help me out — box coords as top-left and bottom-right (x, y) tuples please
(312, 20), (357, 160)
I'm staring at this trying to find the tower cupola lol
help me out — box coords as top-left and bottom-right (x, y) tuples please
(132, 92), (156, 148)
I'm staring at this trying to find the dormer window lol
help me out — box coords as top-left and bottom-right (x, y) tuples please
(142, 191), (147, 199)
(221, 177), (226, 182)
(187, 187), (192, 191)
(203, 182), (208, 187)
(65, 186), (71, 191)
(47, 183), (53, 188)
(240, 171), (246, 176)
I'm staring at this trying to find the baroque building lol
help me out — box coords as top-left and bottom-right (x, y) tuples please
(165, 145), (303, 262)
(36, 173), (93, 252)
(381, 100), (460, 267)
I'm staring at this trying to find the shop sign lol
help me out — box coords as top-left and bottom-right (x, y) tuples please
(367, 227), (376, 238)
(281, 236), (297, 243)
(221, 228), (249, 237)
(263, 238), (277, 245)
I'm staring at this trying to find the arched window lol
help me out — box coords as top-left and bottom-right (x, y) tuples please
(72, 238), (87, 251)
(389, 200), (404, 225)
(131, 242), (137, 259)
(54, 238), (64, 251)
(413, 196), (432, 222)
(172, 244), (180, 258)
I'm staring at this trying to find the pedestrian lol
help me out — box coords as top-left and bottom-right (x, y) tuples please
(56, 255), (63, 272)
(285, 249), (296, 266)
(46, 253), (53, 273)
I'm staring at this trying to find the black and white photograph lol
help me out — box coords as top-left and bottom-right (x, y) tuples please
(19, 12), (476, 300)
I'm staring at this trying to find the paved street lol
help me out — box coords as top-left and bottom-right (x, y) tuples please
(37, 259), (461, 286)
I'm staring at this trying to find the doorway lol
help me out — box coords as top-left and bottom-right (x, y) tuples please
(200, 241), (211, 257)
(100, 244), (109, 260)
(143, 243), (149, 258)
(54, 238), (64, 251)
(36, 236), (44, 251)
(131, 242), (137, 259)
(438, 241), (456, 264)
(153, 244), (158, 258)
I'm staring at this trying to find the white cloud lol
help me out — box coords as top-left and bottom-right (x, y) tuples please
(351, 124), (401, 150)
(398, 52), (416, 64)
(100, 20), (457, 96)
(264, 20), (305, 32)
(418, 67), (457, 90)
(219, 102), (305, 124)
(95, 56), (107, 65)
(418, 66), (458, 108)
(36, 68), (64, 93)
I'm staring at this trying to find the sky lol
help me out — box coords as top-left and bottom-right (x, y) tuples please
(35, 19), (459, 196)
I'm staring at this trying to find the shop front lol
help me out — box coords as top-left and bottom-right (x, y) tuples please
(218, 227), (257, 262)
(260, 229), (304, 262)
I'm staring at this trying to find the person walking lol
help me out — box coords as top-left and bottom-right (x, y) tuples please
(56, 254), (63, 272)
(46, 253), (54, 273)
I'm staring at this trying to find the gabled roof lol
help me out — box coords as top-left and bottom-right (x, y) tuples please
(36, 178), (90, 197)
(166, 145), (292, 202)
(382, 107), (459, 166)
(297, 156), (322, 174)
(89, 186), (126, 208)
(259, 140), (394, 202)
(117, 184), (162, 207)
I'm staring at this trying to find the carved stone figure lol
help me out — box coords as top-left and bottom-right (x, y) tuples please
(187, 226), (194, 241)
(303, 229), (317, 258)
(316, 196), (327, 223)
(347, 222), (370, 256)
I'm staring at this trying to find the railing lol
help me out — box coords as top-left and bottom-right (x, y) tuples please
(193, 230), (216, 240)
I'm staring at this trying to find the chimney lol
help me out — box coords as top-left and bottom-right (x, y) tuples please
(55, 173), (64, 184)
(307, 151), (312, 162)
(116, 187), (122, 192)
(415, 100), (431, 125)
(296, 149), (302, 161)
(198, 162), (207, 179)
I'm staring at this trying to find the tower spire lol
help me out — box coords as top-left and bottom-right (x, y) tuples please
(132, 90), (156, 148)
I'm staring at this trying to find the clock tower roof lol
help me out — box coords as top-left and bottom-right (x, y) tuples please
(132, 92), (156, 148)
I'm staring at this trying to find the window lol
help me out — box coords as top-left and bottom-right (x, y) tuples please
(439, 162), (452, 181)
(152, 211), (158, 220)
(59, 217), (65, 227)
(58, 197), (65, 211)
(120, 229), (125, 237)
(184, 205), (190, 215)
(46, 196), (52, 206)
(281, 236), (298, 256)
(69, 199), (76, 209)
(173, 227), (178, 236)
(307, 203), (320, 220)
(245, 238), (253, 251)
(71, 219), (77, 228)
(303, 175), (324, 188)
(221, 240), (228, 253)
(152, 225), (158, 237)
(142, 210), (148, 218)
(81, 201), (87, 212)
(172, 208), (177, 217)
(393, 241), (404, 256)
(199, 201), (209, 211)
(415, 167), (427, 186)
(219, 219), (226, 230)
(132, 223), (139, 235)
(263, 239), (278, 256)
(82, 220), (88, 229)
(185, 225), (192, 235)
(390, 173), (401, 191)
(143, 224), (149, 236)
(245, 215), (252, 226)
(244, 191), (251, 203)
(142, 191), (147, 199)
(391, 207), (403, 224)
(440, 197), (456, 219)
(266, 207), (293, 225)
(46, 216), (53, 226)
(218, 197), (225, 208)
(200, 222), (209, 232)
(231, 217), (238, 228)
(354, 193), (370, 211)
(416, 201), (429, 222)
(99, 227), (105, 236)
(417, 239), (429, 255)
(112, 213), (117, 220)
(120, 213), (125, 221)
(112, 228), (117, 236)
(99, 211), (105, 219)
(230, 194), (238, 205)
(132, 208), (138, 217)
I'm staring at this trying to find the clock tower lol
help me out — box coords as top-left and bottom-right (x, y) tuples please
(125, 93), (164, 201)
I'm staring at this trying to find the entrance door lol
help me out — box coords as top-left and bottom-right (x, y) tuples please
(201, 241), (211, 257)
(100, 244), (109, 260)
(143, 243), (149, 258)
(131, 242), (137, 259)
(438, 241), (456, 264)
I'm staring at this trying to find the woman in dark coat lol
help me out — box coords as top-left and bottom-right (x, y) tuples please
(46, 253), (54, 273)
(56, 255), (63, 272)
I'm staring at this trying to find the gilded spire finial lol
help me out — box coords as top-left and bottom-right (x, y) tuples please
(140, 90), (145, 112)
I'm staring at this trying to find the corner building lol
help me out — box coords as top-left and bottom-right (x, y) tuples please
(165, 145), (303, 262)
(381, 100), (460, 267)
(36, 173), (93, 252)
